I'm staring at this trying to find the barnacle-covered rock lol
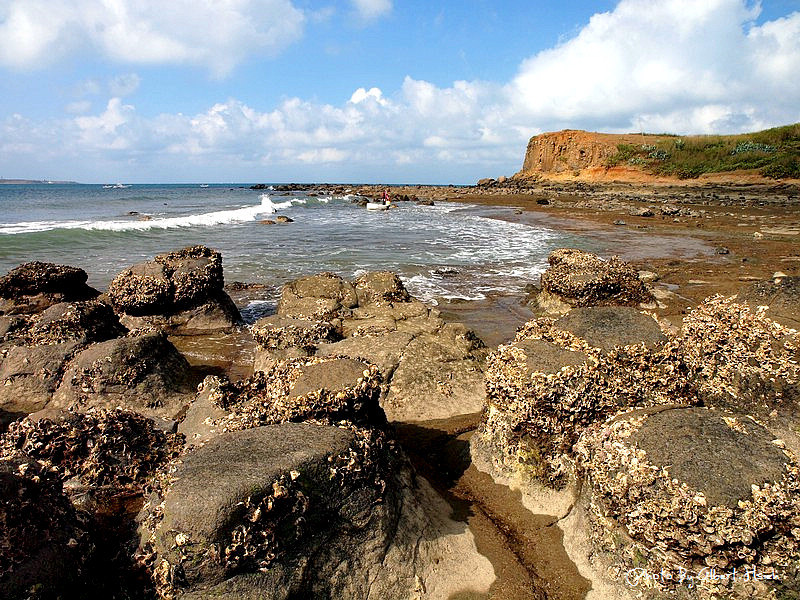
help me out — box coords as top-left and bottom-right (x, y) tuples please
(139, 423), (392, 596)
(277, 272), (358, 321)
(0, 409), (184, 501)
(23, 300), (126, 347)
(0, 261), (99, 315)
(251, 315), (341, 372)
(574, 406), (800, 597)
(139, 422), (494, 600)
(0, 457), (92, 599)
(50, 333), (195, 420)
(207, 356), (385, 432)
(354, 270), (411, 306)
(530, 248), (655, 315)
(681, 296), (799, 421)
(108, 246), (241, 333)
(476, 313), (692, 488)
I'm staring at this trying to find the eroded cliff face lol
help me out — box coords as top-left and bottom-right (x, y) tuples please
(516, 130), (667, 178)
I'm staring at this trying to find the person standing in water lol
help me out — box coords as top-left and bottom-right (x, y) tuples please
(382, 188), (391, 205)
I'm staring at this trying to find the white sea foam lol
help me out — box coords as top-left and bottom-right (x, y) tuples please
(0, 194), (303, 235)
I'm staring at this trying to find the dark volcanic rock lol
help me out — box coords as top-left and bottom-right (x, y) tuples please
(553, 305), (666, 352)
(51, 333), (194, 420)
(0, 261), (99, 315)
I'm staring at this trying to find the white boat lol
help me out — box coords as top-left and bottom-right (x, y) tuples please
(366, 202), (389, 211)
(200, 184), (209, 188)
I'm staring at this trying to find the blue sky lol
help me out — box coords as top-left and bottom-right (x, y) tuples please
(1, 0), (799, 183)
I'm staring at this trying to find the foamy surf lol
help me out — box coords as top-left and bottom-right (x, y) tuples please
(0, 194), (302, 235)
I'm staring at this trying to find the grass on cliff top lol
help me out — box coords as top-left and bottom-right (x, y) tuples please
(606, 123), (800, 179)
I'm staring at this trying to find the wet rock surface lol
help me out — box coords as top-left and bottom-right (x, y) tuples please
(738, 275), (800, 329)
(108, 246), (241, 333)
(553, 305), (667, 351)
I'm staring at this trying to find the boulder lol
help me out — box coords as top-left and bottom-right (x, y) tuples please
(140, 423), (494, 599)
(0, 261), (99, 315)
(552, 306), (666, 352)
(383, 332), (485, 423)
(0, 341), (82, 415)
(0, 458), (92, 598)
(574, 406), (800, 596)
(737, 275), (800, 329)
(24, 301), (126, 346)
(354, 271), (411, 306)
(477, 315), (693, 488)
(680, 296), (799, 422)
(533, 248), (654, 314)
(251, 316), (341, 372)
(206, 356), (385, 431)
(317, 331), (414, 380)
(278, 272), (357, 321)
(107, 246), (240, 333)
(51, 333), (195, 420)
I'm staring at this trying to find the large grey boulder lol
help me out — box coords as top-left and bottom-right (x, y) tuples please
(0, 261), (99, 315)
(140, 423), (495, 599)
(108, 246), (241, 333)
(51, 333), (195, 420)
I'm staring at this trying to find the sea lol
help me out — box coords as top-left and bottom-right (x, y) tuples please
(0, 183), (591, 322)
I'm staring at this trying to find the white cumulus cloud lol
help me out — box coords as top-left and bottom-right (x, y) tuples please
(351, 0), (392, 21)
(0, 0), (306, 76)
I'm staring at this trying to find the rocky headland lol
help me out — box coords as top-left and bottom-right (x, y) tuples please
(2, 168), (800, 600)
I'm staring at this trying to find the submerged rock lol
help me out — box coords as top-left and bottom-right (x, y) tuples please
(108, 245), (241, 333)
(0, 261), (99, 315)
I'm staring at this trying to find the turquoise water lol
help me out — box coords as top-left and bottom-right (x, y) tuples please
(0, 183), (582, 304)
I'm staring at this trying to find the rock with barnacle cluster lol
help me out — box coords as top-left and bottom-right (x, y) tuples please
(572, 405), (800, 599)
(737, 275), (800, 330)
(251, 316), (342, 372)
(0, 261), (99, 315)
(107, 245), (241, 333)
(49, 332), (195, 421)
(277, 271), (359, 322)
(473, 308), (691, 490)
(680, 296), (799, 425)
(0, 409), (183, 598)
(0, 300), (128, 418)
(0, 457), (93, 599)
(527, 248), (655, 317)
(145, 355), (494, 599)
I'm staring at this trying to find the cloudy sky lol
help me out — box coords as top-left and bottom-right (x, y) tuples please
(1, 0), (798, 183)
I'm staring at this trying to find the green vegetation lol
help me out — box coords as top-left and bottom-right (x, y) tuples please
(606, 123), (800, 179)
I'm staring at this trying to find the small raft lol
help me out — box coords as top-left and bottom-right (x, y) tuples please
(366, 202), (389, 211)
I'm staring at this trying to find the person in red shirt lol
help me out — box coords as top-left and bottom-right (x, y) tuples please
(382, 189), (391, 205)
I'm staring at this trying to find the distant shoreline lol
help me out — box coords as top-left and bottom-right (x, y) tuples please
(0, 179), (79, 185)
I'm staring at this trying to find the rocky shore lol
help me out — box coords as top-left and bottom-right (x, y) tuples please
(1, 181), (799, 600)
